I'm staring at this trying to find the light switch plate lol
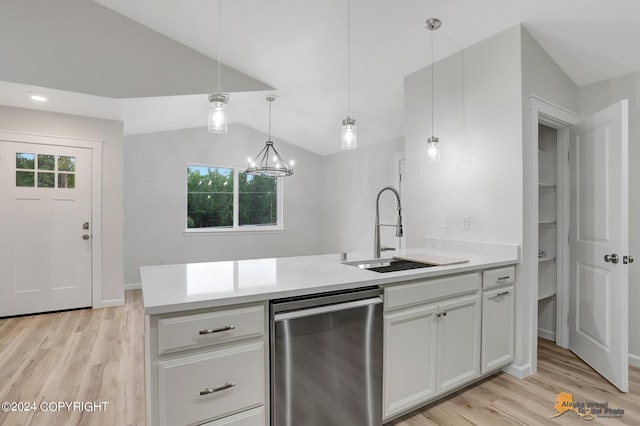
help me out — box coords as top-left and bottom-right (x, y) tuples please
(461, 215), (470, 230)
(439, 215), (448, 229)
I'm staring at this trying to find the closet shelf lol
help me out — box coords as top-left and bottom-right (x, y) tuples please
(539, 220), (557, 228)
(538, 290), (556, 301)
(539, 183), (557, 191)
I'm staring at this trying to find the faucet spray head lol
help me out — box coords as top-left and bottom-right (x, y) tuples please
(396, 213), (403, 237)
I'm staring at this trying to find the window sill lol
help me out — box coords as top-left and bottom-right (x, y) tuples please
(183, 227), (285, 237)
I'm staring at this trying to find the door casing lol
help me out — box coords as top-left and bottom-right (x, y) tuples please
(525, 96), (581, 375)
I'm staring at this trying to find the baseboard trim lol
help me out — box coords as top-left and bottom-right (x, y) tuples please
(537, 328), (556, 341)
(99, 298), (125, 308)
(124, 283), (142, 291)
(630, 353), (640, 368)
(502, 362), (531, 379)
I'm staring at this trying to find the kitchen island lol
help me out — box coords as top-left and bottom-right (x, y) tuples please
(142, 241), (519, 425)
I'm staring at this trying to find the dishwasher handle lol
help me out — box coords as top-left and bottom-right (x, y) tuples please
(274, 296), (383, 322)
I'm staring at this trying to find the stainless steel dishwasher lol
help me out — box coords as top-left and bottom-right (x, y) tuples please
(270, 286), (383, 426)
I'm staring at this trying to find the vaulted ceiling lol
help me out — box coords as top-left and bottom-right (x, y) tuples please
(1, 0), (640, 155)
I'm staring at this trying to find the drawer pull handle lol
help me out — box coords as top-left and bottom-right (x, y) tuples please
(200, 382), (236, 396)
(497, 276), (510, 282)
(199, 325), (236, 335)
(489, 291), (511, 300)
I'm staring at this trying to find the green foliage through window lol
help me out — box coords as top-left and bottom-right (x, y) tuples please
(187, 166), (278, 229)
(239, 172), (277, 226)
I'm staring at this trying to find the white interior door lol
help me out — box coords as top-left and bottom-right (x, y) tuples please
(569, 100), (629, 392)
(0, 141), (92, 316)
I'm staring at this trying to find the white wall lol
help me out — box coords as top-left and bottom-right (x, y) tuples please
(0, 105), (124, 306)
(404, 26), (523, 247)
(123, 124), (325, 284)
(403, 25), (582, 377)
(578, 72), (640, 366)
(322, 137), (404, 255)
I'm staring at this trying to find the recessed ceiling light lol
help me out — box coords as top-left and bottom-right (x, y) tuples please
(30, 94), (48, 102)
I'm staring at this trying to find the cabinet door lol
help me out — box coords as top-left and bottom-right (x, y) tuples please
(481, 286), (515, 373)
(383, 303), (438, 420)
(437, 294), (481, 394)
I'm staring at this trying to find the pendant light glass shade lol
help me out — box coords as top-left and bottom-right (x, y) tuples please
(208, 93), (228, 133)
(208, 0), (229, 134)
(246, 97), (294, 177)
(426, 136), (440, 162)
(426, 18), (441, 162)
(341, 117), (357, 150)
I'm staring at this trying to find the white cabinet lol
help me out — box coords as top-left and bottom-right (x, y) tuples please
(437, 294), (481, 393)
(382, 273), (481, 420)
(481, 285), (515, 373)
(146, 303), (268, 426)
(202, 406), (265, 426)
(384, 304), (438, 417)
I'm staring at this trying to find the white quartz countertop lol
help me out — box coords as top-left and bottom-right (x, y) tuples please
(141, 243), (519, 315)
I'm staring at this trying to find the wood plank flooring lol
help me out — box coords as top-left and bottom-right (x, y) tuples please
(389, 338), (640, 425)
(0, 290), (638, 425)
(0, 290), (144, 426)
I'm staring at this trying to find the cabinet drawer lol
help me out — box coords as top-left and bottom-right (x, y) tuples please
(158, 342), (265, 426)
(384, 272), (480, 311)
(203, 406), (265, 426)
(158, 305), (264, 354)
(482, 266), (515, 290)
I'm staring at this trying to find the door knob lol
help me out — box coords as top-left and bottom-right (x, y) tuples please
(624, 255), (634, 264)
(82, 234), (90, 240)
(604, 254), (619, 264)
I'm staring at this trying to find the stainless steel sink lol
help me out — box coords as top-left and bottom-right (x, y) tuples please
(343, 257), (436, 273)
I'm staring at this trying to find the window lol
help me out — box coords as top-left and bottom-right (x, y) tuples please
(15, 152), (76, 188)
(186, 165), (281, 232)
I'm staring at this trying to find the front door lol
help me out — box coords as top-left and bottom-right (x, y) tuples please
(0, 140), (92, 317)
(569, 100), (629, 392)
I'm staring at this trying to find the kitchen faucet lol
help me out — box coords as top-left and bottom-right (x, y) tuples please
(374, 186), (403, 258)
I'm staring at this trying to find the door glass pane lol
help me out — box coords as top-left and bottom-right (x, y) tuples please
(16, 153), (35, 169)
(37, 172), (55, 188)
(187, 166), (234, 228)
(58, 156), (76, 172)
(38, 154), (55, 170)
(239, 172), (277, 226)
(58, 173), (75, 189)
(16, 171), (35, 187)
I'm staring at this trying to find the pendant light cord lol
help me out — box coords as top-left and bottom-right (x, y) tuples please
(347, 0), (351, 117)
(430, 28), (434, 138)
(217, 0), (222, 93)
(268, 99), (272, 140)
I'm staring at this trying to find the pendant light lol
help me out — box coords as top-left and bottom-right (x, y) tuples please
(246, 97), (294, 177)
(208, 0), (229, 133)
(341, 0), (356, 150)
(426, 18), (441, 162)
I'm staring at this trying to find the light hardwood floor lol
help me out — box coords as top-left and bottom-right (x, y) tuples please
(0, 290), (638, 425)
(0, 290), (144, 426)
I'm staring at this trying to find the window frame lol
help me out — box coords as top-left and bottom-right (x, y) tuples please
(184, 163), (284, 235)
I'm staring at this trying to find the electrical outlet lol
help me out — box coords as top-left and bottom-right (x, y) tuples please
(461, 216), (470, 230)
(439, 215), (448, 229)
(160, 258), (166, 265)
